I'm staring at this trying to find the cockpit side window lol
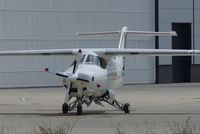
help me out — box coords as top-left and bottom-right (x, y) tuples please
(98, 57), (107, 69)
(94, 56), (100, 67)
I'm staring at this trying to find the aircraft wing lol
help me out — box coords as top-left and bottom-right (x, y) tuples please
(0, 49), (75, 56)
(0, 48), (200, 56)
(103, 49), (200, 56)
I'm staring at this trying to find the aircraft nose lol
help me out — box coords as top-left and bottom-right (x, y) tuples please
(68, 73), (78, 82)
(68, 73), (91, 83)
(78, 73), (91, 82)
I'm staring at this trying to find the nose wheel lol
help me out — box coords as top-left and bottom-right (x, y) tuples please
(77, 104), (82, 115)
(62, 99), (83, 115)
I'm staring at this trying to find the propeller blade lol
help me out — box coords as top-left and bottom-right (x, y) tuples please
(72, 49), (82, 74)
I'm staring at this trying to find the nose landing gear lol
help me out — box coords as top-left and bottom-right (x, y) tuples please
(77, 104), (83, 115)
(62, 98), (84, 115)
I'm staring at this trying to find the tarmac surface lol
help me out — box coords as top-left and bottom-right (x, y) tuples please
(1, 83), (200, 134)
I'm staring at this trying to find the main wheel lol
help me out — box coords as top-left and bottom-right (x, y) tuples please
(62, 103), (69, 114)
(77, 105), (82, 115)
(123, 103), (130, 113)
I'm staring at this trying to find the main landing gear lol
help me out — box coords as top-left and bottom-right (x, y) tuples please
(62, 103), (69, 114)
(62, 96), (130, 115)
(123, 103), (130, 113)
(100, 97), (130, 114)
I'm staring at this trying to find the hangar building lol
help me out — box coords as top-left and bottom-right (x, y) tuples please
(0, 0), (199, 88)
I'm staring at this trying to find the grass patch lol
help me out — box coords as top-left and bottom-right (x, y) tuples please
(168, 116), (200, 134)
(0, 117), (199, 134)
(33, 120), (76, 134)
(115, 127), (126, 134)
(131, 116), (200, 134)
(0, 126), (19, 134)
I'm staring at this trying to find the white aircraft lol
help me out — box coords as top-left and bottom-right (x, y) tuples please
(0, 26), (200, 115)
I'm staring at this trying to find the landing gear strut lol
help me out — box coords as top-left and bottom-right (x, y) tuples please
(62, 96), (130, 114)
(99, 97), (131, 113)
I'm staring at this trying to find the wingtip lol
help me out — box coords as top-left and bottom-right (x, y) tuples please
(44, 67), (49, 72)
(170, 31), (177, 36)
(76, 32), (81, 35)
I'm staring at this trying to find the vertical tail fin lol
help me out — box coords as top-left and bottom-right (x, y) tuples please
(118, 27), (128, 49)
(117, 27), (128, 73)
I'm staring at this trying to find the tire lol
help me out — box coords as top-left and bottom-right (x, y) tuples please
(77, 105), (82, 115)
(62, 103), (69, 114)
(123, 103), (130, 114)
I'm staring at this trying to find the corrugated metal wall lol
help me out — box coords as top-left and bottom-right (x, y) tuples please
(194, 0), (200, 64)
(0, 0), (155, 88)
(159, 0), (200, 64)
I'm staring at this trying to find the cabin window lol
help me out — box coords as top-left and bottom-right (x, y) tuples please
(98, 57), (107, 69)
(85, 55), (107, 69)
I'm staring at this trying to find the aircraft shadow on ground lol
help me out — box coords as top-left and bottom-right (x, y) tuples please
(0, 110), (137, 117)
(0, 110), (199, 117)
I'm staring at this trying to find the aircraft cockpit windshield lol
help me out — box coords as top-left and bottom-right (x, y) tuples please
(81, 54), (107, 69)
(69, 55), (85, 67)
(79, 55), (86, 64)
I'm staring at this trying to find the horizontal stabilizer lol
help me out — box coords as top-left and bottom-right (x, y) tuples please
(77, 31), (120, 36)
(127, 31), (177, 36)
(77, 28), (177, 37)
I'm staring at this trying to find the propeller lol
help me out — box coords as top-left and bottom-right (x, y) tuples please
(72, 49), (82, 74)
(43, 49), (83, 79)
(68, 49), (82, 95)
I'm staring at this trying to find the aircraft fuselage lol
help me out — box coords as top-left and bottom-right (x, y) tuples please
(62, 54), (124, 98)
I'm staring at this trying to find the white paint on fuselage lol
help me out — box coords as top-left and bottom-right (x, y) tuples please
(62, 52), (125, 98)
